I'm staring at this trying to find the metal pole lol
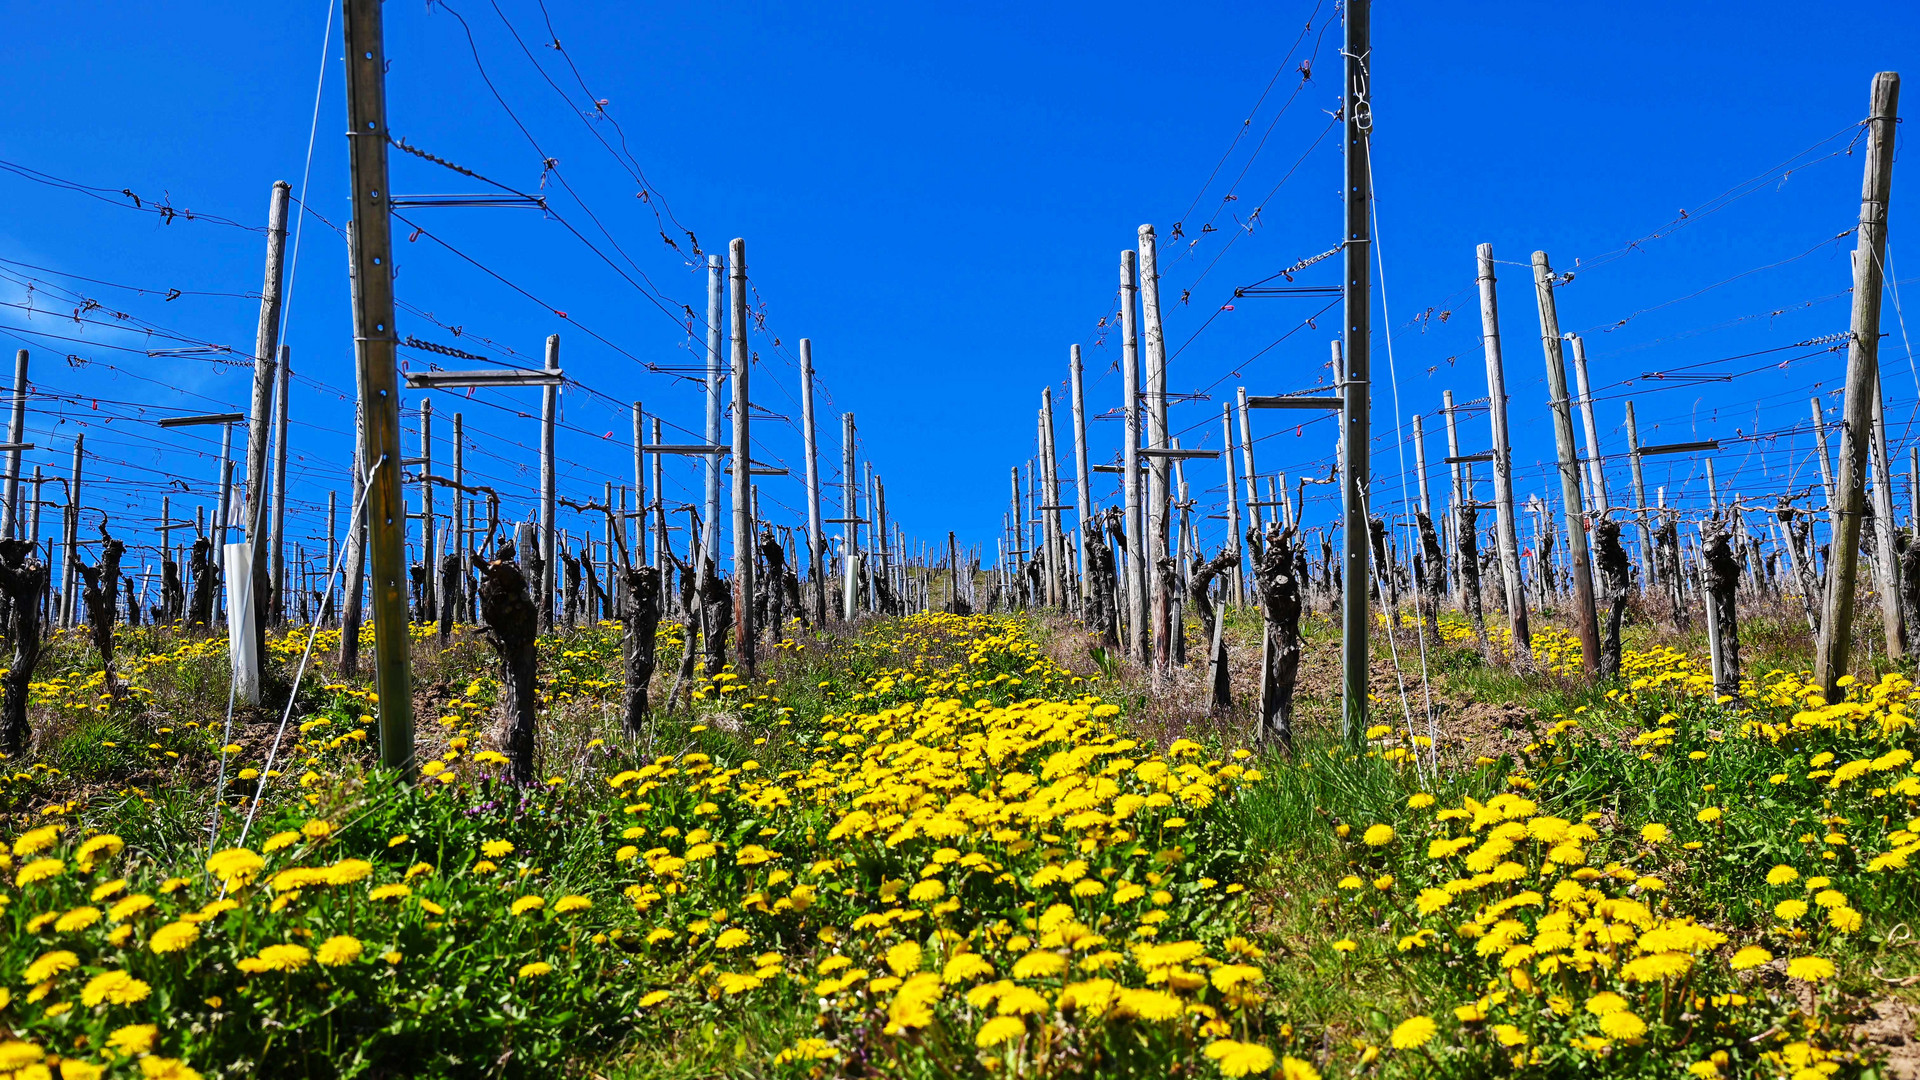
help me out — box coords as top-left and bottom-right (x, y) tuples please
(343, 0), (413, 766)
(1533, 251), (1600, 675)
(1340, 0), (1372, 745)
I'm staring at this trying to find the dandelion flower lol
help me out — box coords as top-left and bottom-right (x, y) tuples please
(1279, 1056), (1322, 1080)
(1390, 1015), (1436, 1050)
(638, 989), (671, 1007)
(316, 935), (363, 967)
(23, 950), (80, 983)
(975, 1016), (1025, 1048)
(1598, 1011), (1647, 1041)
(1204, 1040), (1278, 1077)
(107, 1024), (157, 1055)
(80, 970), (151, 1007)
(517, 962), (553, 979)
(1639, 823), (1671, 844)
(1729, 946), (1773, 970)
(1785, 956), (1836, 982)
(1765, 865), (1800, 887)
(149, 921), (199, 954)
(1362, 824), (1395, 847)
(553, 895), (592, 915)
(1774, 899), (1809, 922)
(481, 840), (515, 859)
(714, 928), (751, 950)
(510, 896), (546, 916)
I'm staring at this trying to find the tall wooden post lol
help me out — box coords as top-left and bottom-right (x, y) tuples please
(64, 435), (83, 629)
(841, 413), (858, 619)
(1411, 413), (1432, 518)
(799, 340), (827, 625)
(1040, 390), (1064, 607)
(343, 0), (413, 766)
(728, 239), (754, 668)
(1222, 403), (1243, 601)
(632, 401), (645, 567)
(1236, 388), (1261, 531)
(1478, 244), (1531, 659)
(419, 396), (435, 619)
(705, 254), (724, 544)
(270, 347), (291, 623)
(1339, 0), (1373, 743)
(1533, 251), (1600, 675)
(1812, 397), (1836, 512)
(1442, 390), (1467, 602)
(1120, 251), (1146, 658)
(326, 489), (338, 620)
(1869, 374), (1904, 657)
(243, 180), (288, 661)
(1139, 225), (1172, 673)
(1706, 458), (1720, 515)
(1069, 344), (1093, 610)
(1625, 401), (1657, 588)
(1568, 333), (1609, 517)
(1, 349), (25, 540)
(538, 333), (559, 631)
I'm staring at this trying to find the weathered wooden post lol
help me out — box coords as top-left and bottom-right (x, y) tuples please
(704, 254), (724, 547)
(343, 0), (415, 766)
(727, 239), (755, 670)
(1567, 333), (1609, 517)
(537, 333), (559, 631)
(63, 436), (83, 631)
(1869, 377), (1904, 656)
(1338, 0), (1373, 744)
(1139, 224), (1172, 676)
(1222, 403), (1244, 602)
(1705, 458), (1721, 515)
(419, 397), (436, 622)
(1070, 344), (1093, 611)
(1, 349), (25, 540)
(1624, 401), (1657, 589)
(243, 181), (288, 652)
(270, 347), (290, 624)
(799, 340), (827, 626)
(1533, 251), (1600, 676)
(841, 412), (858, 620)
(1121, 251), (1146, 658)
(451, 411), (465, 609)
(1816, 71), (1900, 701)
(1477, 244), (1531, 662)
(1813, 397), (1836, 512)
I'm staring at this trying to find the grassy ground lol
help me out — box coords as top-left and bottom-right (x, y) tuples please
(0, 591), (1915, 1079)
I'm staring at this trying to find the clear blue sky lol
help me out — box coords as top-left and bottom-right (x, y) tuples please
(0, 0), (1914, 580)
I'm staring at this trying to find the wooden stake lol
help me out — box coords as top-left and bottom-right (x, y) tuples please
(1412, 413), (1432, 518)
(1477, 244), (1531, 660)
(419, 397), (435, 620)
(244, 179), (288, 655)
(1069, 344), (1092, 610)
(1869, 370), (1904, 657)
(1624, 401), (1657, 588)
(1222, 403), (1243, 602)
(1567, 333), (1609, 517)
(842, 412), (858, 619)
(1139, 225), (1172, 675)
(705, 254), (724, 541)
(1, 349), (24, 541)
(1815, 74), (1901, 698)
(728, 240), (754, 668)
(1121, 251), (1146, 658)
(270, 346), (290, 624)
(1340, 0), (1373, 744)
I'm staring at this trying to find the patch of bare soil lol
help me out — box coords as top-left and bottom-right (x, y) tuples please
(1857, 995), (1920, 1080)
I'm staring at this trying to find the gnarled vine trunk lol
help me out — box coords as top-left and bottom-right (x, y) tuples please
(474, 543), (541, 785)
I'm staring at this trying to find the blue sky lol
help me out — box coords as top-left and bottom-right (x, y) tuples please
(0, 0), (1914, 582)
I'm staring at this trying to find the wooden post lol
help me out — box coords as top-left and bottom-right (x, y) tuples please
(650, 418), (665, 571)
(1567, 333), (1610, 517)
(2, 350), (26, 540)
(1814, 83), (1902, 696)
(326, 489), (338, 621)
(63, 436), (83, 630)
(799, 340), (827, 626)
(1411, 413), (1432, 518)
(243, 180), (288, 655)
(1705, 458), (1720, 515)
(1069, 344), (1093, 611)
(419, 396), (435, 620)
(1533, 256), (1603, 679)
(1869, 373), (1905, 657)
(1121, 251), (1146, 658)
(1139, 225), (1172, 674)
(1624, 401), (1657, 589)
(1236, 388), (1261, 531)
(728, 239), (754, 669)
(1222, 403), (1243, 602)
(632, 401), (645, 568)
(537, 333), (559, 631)
(1478, 244), (1531, 659)
(1040, 389), (1064, 607)
(841, 412), (858, 619)
(270, 347), (291, 624)
(1340, 0), (1372, 743)
(1812, 397), (1836, 513)
(342, 0), (413, 766)
(703, 254), (725, 547)
(1442, 390), (1465, 592)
